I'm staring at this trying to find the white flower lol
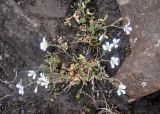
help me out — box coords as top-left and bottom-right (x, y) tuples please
(38, 73), (49, 89)
(117, 84), (126, 96)
(40, 37), (48, 51)
(112, 38), (120, 48)
(123, 21), (132, 35)
(102, 42), (113, 52)
(28, 70), (36, 79)
(16, 81), (24, 95)
(110, 57), (119, 69)
(98, 34), (108, 41)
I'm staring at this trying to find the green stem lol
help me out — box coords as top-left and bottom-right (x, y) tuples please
(96, 17), (123, 30)
(48, 44), (76, 62)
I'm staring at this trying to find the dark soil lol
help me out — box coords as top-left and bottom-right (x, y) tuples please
(129, 91), (160, 114)
(0, 0), (160, 114)
(0, 38), (25, 81)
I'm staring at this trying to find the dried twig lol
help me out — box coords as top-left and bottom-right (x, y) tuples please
(0, 95), (12, 101)
(0, 64), (8, 76)
(0, 70), (17, 84)
(97, 93), (118, 114)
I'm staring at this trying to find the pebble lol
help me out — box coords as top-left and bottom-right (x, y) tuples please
(20, 106), (27, 114)
(4, 53), (9, 58)
(0, 55), (2, 60)
(8, 84), (14, 89)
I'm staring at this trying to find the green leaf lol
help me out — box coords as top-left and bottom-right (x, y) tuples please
(80, 18), (86, 24)
(76, 93), (81, 101)
(82, 2), (86, 9)
(60, 70), (65, 77)
(91, 35), (97, 39)
(78, 54), (85, 60)
(88, 23), (95, 34)
(83, 76), (89, 81)
(95, 24), (103, 30)
(85, 0), (91, 4)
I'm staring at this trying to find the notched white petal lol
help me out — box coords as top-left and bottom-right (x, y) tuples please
(117, 84), (126, 96)
(38, 73), (49, 89)
(121, 89), (126, 94)
(28, 70), (36, 79)
(117, 90), (121, 96)
(123, 21), (132, 35)
(16, 81), (24, 95)
(110, 57), (119, 69)
(40, 37), (48, 51)
(102, 42), (113, 52)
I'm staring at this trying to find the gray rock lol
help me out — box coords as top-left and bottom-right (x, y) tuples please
(23, 0), (69, 18)
(0, 0), (44, 66)
(115, 0), (160, 101)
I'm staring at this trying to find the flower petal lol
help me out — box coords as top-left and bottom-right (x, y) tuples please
(126, 30), (130, 35)
(33, 74), (36, 80)
(40, 73), (44, 77)
(42, 37), (45, 42)
(113, 38), (117, 43)
(45, 85), (48, 89)
(19, 89), (24, 95)
(28, 70), (34, 76)
(121, 89), (126, 94)
(114, 45), (118, 48)
(127, 27), (132, 31)
(40, 43), (45, 51)
(40, 38), (48, 51)
(108, 47), (112, 52)
(120, 84), (126, 89)
(114, 61), (119, 66)
(117, 89), (121, 96)
(102, 45), (107, 50)
(105, 42), (110, 46)
(114, 57), (119, 62)
(111, 57), (114, 60)
(40, 82), (46, 86)
(16, 84), (21, 88)
(110, 44), (114, 49)
(34, 86), (38, 93)
(110, 62), (115, 69)
(99, 35), (104, 41)
(117, 39), (120, 43)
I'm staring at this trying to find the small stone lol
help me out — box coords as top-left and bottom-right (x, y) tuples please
(4, 53), (9, 58)
(18, 96), (24, 101)
(20, 106), (27, 114)
(0, 55), (2, 60)
(50, 98), (54, 102)
(9, 84), (14, 89)
(141, 82), (147, 88)
(57, 36), (64, 44)
(17, 2), (21, 5)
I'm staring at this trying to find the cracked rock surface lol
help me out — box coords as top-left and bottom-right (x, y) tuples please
(116, 0), (160, 101)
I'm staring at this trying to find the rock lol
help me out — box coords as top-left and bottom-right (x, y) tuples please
(0, 55), (2, 60)
(0, 0), (72, 66)
(115, 0), (160, 101)
(97, 0), (121, 24)
(53, 95), (80, 114)
(22, 0), (70, 18)
(0, 0), (44, 66)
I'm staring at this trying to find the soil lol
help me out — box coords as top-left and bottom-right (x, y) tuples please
(0, 0), (160, 114)
(129, 91), (160, 114)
